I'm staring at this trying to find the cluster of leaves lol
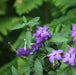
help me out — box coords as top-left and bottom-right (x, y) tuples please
(14, 0), (48, 15)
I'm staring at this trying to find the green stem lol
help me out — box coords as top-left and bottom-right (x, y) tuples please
(42, 41), (47, 54)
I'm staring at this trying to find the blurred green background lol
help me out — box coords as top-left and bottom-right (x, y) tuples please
(0, 0), (76, 75)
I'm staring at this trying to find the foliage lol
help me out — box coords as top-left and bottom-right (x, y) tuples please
(14, 0), (48, 15)
(0, 17), (23, 41)
(0, 0), (76, 75)
(0, 0), (8, 15)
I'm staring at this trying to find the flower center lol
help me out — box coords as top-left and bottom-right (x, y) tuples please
(67, 54), (71, 58)
(53, 52), (56, 56)
(36, 46), (39, 50)
(42, 29), (46, 33)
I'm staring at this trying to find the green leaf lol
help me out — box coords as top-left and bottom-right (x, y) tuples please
(60, 63), (68, 69)
(50, 35), (68, 43)
(46, 47), (54, 53)
(25, 72), (30, 75)
(28, 17), (40, 27)
(14, 0), (44, 15)
(61, 42), (69, 53)
(48, 71), (56, 75)
(34, 59), (43, 75)
(26, 31), (32, 48)
(18, 66), (30, 73)
(12, 23), (25, 30)
(23, 16), (27, 23)
(57, 66), (72, 75)
(71, 66), (76, 75)
(12, 66), (18, 75)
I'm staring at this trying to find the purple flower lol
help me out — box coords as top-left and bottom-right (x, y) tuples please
(31, 43), (42, 54)
(62, 47), (75, 66)
(16, 48), (31, 56)
(33, 26), (51, 43)
(47, 50), (63, 62)
(16, 39), (31, 56)
(71, 25), (76, 43)
(36, 37), (42, 43)
(72, 25), (76, 31)
(73, 36), (76, 43)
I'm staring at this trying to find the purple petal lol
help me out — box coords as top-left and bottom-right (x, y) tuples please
(69, 47), (75, 54)
(36, 37), (42, 43)
(43, 26), (49, 30)
(71, 31), (76, 37)
(71, 53), (75, 59)
(30, 52), (33, 55)
(36, 30), (42, 35)
(55, 55), (62, 60)
(52, 50), (56, 53)
(64, 52), (69, 57)
(33, 33), (38, 37)
(69, 58), (75, 66)
(32, 48), (38, 54)
(47, 53), (52, 57)
(22, 49), (31, 56)
(41, 33), (47, 38)
(16, 52), (21, 56)
(43, 37), (48, 40)
(31, 43), (37, 48)
(62, 58), (69, 63)
(73, 36), (76, 43)
(72, 25), (76, 31)
(17, 47), (24, 52)
(36, 26), (42, 30)
(58, 50), (63, 54)
(49, 56), (54, 62)
(38, 43), (42, 48)
(46, 32), (51, 38)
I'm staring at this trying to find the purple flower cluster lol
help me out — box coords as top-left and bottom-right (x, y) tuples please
(33, 26), (51, 43)
(47, 47), (76, 66)
(16, 26), (51, 56)
(71, 25), (76, 43)
(16, 25), (76, 66)
(31, 26), (51, 54)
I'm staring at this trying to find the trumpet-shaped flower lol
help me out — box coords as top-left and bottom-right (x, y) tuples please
(47, 50), (63, 62)
(62, 47), (75, 66)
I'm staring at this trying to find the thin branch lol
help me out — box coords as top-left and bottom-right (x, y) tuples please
(8, 42), (34, 62)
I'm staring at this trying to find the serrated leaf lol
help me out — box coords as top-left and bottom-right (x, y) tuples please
(12, 23), (25, 30)
(12, 66), (18, 75)
(50, 35), (68, 43)
(28, 17), (40, 27)
(34, 59), (43, 75)
(26, 31), (31, 48)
